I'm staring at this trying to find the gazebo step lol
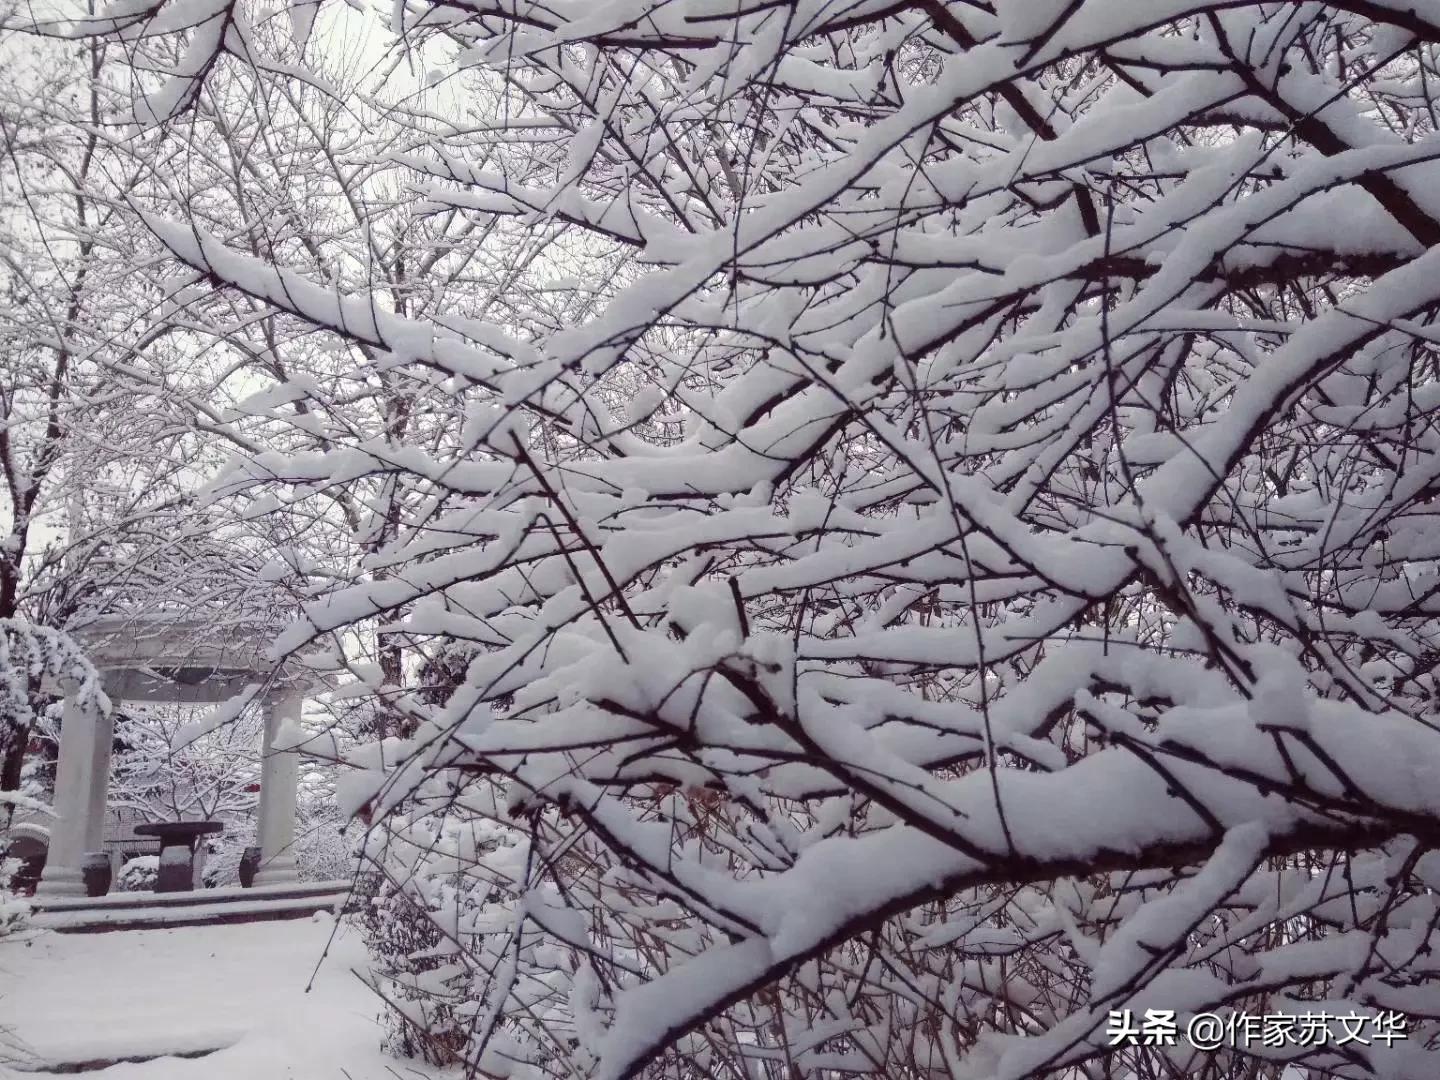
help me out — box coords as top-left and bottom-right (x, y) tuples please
(31, 892), (346, 933)
(5, 1032), (235, 1073)
(29, 879), (351, 914)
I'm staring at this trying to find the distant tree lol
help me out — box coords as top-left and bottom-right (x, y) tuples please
(108, 706), (262, 824)
(0, 29), (246, 793)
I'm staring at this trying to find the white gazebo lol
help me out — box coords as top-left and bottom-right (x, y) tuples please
(34, 613), (313, 898)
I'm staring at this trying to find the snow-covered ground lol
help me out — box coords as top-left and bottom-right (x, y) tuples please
(0, 915), (442, 1079)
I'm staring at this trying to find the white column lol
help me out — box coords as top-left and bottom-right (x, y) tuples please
(85, 706), (114, 854)
(37, 680), (113, 897)
(253, 688), (303, 886)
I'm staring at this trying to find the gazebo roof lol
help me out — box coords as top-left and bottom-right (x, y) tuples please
(70, 611), (313, 704)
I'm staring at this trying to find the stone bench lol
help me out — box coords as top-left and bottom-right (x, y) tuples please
(133, 822), (224, 892)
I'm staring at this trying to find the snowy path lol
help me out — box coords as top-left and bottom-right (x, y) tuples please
(0, 915), (441, 1079)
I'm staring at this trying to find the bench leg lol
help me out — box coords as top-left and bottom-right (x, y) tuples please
(155, 844), (194, 892)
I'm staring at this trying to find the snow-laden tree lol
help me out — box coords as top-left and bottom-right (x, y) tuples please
(0, 619), (103, 829)
(15, 1), (1440, 1077)
(109, 705), (262, 822)
(0, 25), (286, 795)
